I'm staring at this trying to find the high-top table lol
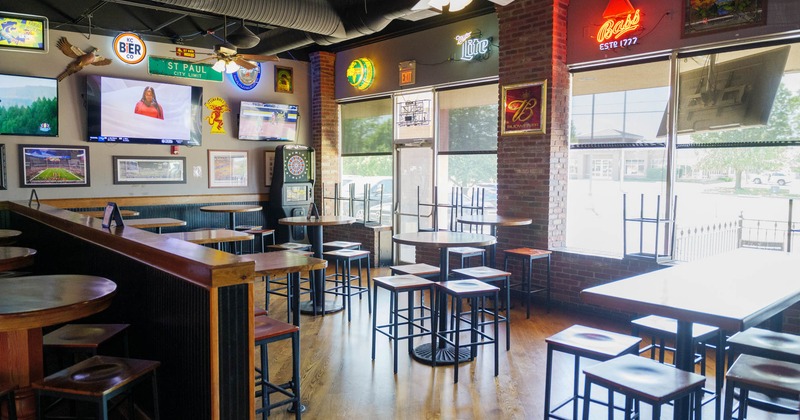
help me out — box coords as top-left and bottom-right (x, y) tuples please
(279, 215), (356, 315)
(237, 250), (328, 326)
(581, 248), (800, 419)
(200, 204), (263, 230)
(392, 231), (496, 364)
(456, 214), (532, 267)
(0, 275), (117, 420)
(125, 217), (187, 233)
(163, 228), (253, 249)
(0, 229), (22, 246)
(0, 246), (37, 272)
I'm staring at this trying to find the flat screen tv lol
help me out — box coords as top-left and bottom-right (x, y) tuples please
(0, 73), (58, 136)
(238, 101), (298, 141)
(86, 75), (203, 146)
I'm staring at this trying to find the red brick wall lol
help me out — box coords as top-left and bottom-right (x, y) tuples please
(309, 51), (339, 211)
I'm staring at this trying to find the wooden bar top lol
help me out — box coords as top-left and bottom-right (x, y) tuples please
(237, 250), (327, 277)
(3, 201), (254, 289)
(0, 246), (37, 272)
(163, 229), (253, 245)
(81, 209), (140, 218)
(124, 217), (187, 229)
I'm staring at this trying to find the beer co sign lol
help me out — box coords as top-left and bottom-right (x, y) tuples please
(113, 32), (147, 64)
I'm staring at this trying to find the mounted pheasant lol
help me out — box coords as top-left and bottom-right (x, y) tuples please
(55, 37), (112, 82)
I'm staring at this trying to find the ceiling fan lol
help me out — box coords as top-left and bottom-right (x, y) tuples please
(195, 18), (278, 73)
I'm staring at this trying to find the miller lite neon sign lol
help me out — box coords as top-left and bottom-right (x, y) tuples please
(455, 31), (490, 61)
(596, 0), (641, 51)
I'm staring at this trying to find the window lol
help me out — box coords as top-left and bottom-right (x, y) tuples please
(340, 98), (393, 224)
(436, 84), (499, 217)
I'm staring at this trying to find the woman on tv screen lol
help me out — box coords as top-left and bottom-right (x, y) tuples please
(134, 86), (164, 119)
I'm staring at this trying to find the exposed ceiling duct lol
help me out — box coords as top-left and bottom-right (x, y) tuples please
(148, 0), (348, 38)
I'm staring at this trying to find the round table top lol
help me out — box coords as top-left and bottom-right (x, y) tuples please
(457, 214), (533, 227)
(0, 246), (37, 272)
(200, 204), (263, 213)
(0, 275), (117, 332)
(0, 229), (22, 240)
(279, 215), (356, 227)
(393, 231), (496, 248)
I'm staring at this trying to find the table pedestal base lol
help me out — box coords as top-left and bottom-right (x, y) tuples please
(298, 300), (343, 315)
(411, 343), (473, 365)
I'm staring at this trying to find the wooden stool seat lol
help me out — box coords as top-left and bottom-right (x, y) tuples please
(390, 263), (440, 279)
(34, 355), (160, 420)
(544, 325), (641, 419)
(503, 247), (552, 318)
(727, 327), (800, 362)
(371, 275), (436, 373)
(44, 323), (130, 351)
(254, 316), (301, 419)
(723, 354), (800, 419)
(435, 279), (500, 383)
(268, 242), (312, 252)
(254, 307), (268, 317)
(323, 241), (361, 250)
(582, 353), (705, 419)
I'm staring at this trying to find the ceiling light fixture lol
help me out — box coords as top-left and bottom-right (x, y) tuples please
(212, 59), (226, 72)
(225, 60), (240, 73)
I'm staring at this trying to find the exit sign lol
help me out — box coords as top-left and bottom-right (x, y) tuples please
(399, 60), (416, 86)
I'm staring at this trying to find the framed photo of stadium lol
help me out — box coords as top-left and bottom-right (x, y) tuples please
(208, 149), (248, 188)
(113, 156), (186, 184)
(18, 145), (90, 187)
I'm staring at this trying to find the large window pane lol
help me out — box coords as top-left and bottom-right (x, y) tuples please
(438, 84), (498, 152)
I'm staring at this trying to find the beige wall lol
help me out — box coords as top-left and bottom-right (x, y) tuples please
(0, 29), (311, 201)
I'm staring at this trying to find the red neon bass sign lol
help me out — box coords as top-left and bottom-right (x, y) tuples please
(596, 0), (641, 50)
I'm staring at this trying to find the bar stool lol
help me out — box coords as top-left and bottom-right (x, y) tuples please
(268, 242), (312, 252)
(33, 355), (160, 420)
(723, 354), (800, 419)
(726, 328), (800, 415)
(371, 274), (436, 373)
(451, 266), (512, 350)
(582, 353), (706, 419)
(322, 249), (372, 322)
(323, 241), (361, 283)
(544, 324), (641, 419)
(43, 324), (130, 373)
(0, 383), (16, 420)
(254, 315), (302, 420)
(390, 263), (440, 280)
(448, 247), (485, 268)
(435, 279), (500, 383)
(239, 227), (276, 253)
(503, 247), (552, 318)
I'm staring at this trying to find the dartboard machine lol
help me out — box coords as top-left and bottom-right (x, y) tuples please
(268, 145), (315, 243)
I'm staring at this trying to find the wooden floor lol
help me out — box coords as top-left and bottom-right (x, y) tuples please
(253, 267), (790, 420)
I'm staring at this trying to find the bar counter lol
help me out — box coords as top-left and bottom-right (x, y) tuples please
(1, 200), (256, 420)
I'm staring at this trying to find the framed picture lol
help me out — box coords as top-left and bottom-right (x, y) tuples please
(501, 80), (547, 135)
(275, 66), (294, 94)
(0, 144), (6, 190)
(265, 151), (276, 187)
(0, 12), (48, 53)
(18, 145), (89, 187)
(113, 156), (186, 184)
(208, 150), (248, 188)
(683, 0), (766, 36)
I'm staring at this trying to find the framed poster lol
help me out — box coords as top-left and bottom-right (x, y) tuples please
(208, 150), (248, 188)
(683, 0), (766, 36)
(265, 151), (276, 187)
(501, 80), (547, 135)
(275, 66), (293, 94)
(18, 145), (89, 187)
(0, 12), (48, 53)
(113, 156), (186, 184)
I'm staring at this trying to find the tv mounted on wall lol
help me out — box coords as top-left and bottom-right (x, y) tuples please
(86, 75), (203, 146)
(0, 12), (48, 53)
(0, 73), (58, 136)
(238, 101), (298, 141)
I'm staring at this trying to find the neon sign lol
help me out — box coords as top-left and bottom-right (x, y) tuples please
(347, 58), (375, 90)
(455, 31), (490, 61)
(596, 0), (641, 51)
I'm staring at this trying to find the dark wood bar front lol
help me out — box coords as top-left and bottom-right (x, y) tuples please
(0, 200), (256, 420)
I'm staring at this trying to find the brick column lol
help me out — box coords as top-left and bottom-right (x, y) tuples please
(497, 0), (570, 250)
(309, 51), (339, 214)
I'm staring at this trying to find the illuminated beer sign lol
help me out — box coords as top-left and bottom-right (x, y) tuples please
(347, 57), (375, 90)
(596, 0), (641, 51)
(455, 31), (490, 61)
(113, 32), (146, 64)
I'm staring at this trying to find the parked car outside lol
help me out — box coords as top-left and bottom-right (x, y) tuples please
(751, 172), (792, 186)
